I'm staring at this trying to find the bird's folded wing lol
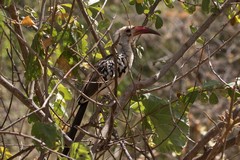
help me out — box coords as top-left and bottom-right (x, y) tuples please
(79, 56), (115, 103)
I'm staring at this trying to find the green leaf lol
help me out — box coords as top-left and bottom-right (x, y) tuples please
(190, 25), (206, 44)
(136, 0), (144, 4)
(28, 112), (40, 124)
(134, 94), (189, 154)
(182, 3), (196, 14)
(98, 19), (110, 31)
(144, 9), (150, 14)
(227, 87), (240, 102)
(94, 52), (103, 60)
(199, 92), (209, 103)
(89, 6), (104, 14)
(196, 36), (205, 44)
(182, 90), (199, 105)
(187, 86), (200, 92)
(217, 0), (224, 3)
(79, 34), (88, 55)
(57, 5), (66, 14)
(25, 34), (43, 83)
(3, 0), (12, 7)
(24, 6), (39, 19)
(155, 15), (163, 29)
(53, 98), (67, 112)
(86, 8), (93, 17)
(56, 30), (74, 47)
(51, 98), (68, 125)
(164, 0), (174, 8)
(31, 122), (62, 149)
(0, 11), (4, 29)
(190, 25), (197, 33)
(60, 3), (72, 8)
(209, 92), (219, 104)
(57, 84), (72, 100)
(69, 143), (91, 160)
(104, 40), (113, 49)
(135, 3), (144, 14)
(202, 0), (211, 14)
(130, 101), (144, 113)
(129, 0), (135, 5)
(155, 10), (161, 15)
(202, 80), (221, 90)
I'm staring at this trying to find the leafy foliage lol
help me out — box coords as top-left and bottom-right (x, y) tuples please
(31, 122), (63, 150)
(131, 93), (189, 154)
(25, 33), (43, 83)
(202, 0), (211, 14)
(0, 147), (12, 160)
(69, 143), (91, 160)
(1, 0), (240, 159)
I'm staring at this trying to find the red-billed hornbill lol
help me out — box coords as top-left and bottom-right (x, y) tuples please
(63, 26), (160, 155)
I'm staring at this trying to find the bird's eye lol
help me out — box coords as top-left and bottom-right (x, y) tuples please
(125, 28), (132, 36)
(126, 29), (131, 33)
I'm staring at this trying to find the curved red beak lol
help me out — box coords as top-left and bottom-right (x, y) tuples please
(132, 26), (160, 36)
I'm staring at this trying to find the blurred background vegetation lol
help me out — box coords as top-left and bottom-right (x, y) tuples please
(1, 0), (240, 159)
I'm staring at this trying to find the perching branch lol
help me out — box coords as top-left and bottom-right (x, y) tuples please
(116, 0), (234, 111)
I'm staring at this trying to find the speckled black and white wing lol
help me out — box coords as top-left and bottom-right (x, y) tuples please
(79, 53), (129, 103)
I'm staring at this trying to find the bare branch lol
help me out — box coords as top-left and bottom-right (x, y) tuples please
(183, 122), (225, 160)
(0, 75), (44, 119)
(2, 3), (29, 62)
(76, 0), (107, 57)
(117, 0), (234, 110)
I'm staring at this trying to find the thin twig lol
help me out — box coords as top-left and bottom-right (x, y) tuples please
(76, 0), (107, 57)
(8, 145), (35, 160)
(0, 131), (74, 160)
(115, 0), (234, 113)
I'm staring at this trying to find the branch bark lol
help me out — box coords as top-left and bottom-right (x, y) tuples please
(117, 0), (234, 111)
(0, 75), (44, 119)
(195, 131), (240, 160)
(76, 0), (107, 57)
(183, 122), (225, 160)
(1, 2), (29, 63)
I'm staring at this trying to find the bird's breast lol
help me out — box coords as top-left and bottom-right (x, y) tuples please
(96, 53), (132, 82)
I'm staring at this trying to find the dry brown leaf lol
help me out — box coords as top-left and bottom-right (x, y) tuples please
(56, 55), (72, 77)
(21, 16), (35, 26)
(42, 37), (53, 49)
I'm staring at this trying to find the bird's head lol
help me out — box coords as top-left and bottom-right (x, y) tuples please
(113, 25), (160, 44)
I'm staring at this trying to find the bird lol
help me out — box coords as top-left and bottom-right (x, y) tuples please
(62, 25), (160, 155)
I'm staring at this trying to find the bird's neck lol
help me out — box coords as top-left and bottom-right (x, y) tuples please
(117, 41), (134, 68)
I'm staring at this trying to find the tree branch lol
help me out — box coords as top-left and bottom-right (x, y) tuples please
(142, 0), (161, 26)
(195, 130), (240, 160)
(0, 75), (44, 119)
(2, 2), (29, 63)
(183, 122), (225, 160)
(76, 0), (107, 57)
(117, 0), (234, 111)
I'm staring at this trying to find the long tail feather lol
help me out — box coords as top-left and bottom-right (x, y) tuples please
(62, 101), (88, 155)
